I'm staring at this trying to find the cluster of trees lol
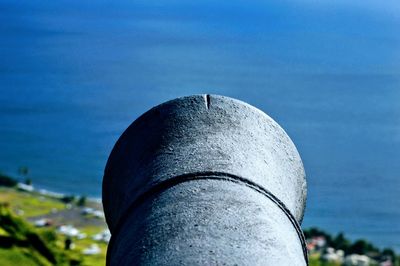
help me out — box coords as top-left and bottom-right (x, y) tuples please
(304, 227), (397, 260)
(0, 168), (31, 188)
(60, 195), (87, 207)
(0, 174), (18, 187)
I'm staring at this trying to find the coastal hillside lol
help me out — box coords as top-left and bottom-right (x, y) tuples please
(0, 174), (108, 265)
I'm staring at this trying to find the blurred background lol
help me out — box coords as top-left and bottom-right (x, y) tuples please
(0, 0), (399, 263)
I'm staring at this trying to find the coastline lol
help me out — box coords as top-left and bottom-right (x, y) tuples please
(36, 187), (103, 204)
(25, 182), (103, 202)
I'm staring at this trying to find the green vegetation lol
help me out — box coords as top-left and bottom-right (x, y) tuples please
(0, 188), (65, 217)
(0, 187), (107, 265)
(309, 253), (341, 266)
(0, 247), (44, 266)
(0, 174), (17, 187)
(305, 227), (400, 266)
(77, 196), (87, 207)
(0, 204), (81, 265)
(304, 227), (392, 256)
(60, 195), (76, 204)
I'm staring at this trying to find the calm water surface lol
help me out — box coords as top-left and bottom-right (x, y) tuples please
(1, 0), (400, 250)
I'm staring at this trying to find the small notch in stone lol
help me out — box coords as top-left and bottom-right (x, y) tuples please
(204, 94), (211, 109)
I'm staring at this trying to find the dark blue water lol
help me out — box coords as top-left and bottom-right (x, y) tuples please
(1, 0), (399, 250)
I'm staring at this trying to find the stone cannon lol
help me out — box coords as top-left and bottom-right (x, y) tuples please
(103, 95), (308, 265)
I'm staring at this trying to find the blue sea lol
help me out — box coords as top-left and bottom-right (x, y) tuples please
(1, 0), (399, 250)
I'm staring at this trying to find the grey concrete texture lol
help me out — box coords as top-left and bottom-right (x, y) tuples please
(110, 179), (305, 265)
(103, 94), (308, 265)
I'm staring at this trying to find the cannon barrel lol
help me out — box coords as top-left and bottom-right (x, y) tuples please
(103, 95), (308, 265)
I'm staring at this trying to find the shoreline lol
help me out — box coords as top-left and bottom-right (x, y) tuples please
(16, 181), (103, 204)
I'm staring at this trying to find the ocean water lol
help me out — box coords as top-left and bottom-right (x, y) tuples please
(1, 0), (400, 250)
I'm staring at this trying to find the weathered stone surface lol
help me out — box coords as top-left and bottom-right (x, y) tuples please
(103, 95), (307, 265)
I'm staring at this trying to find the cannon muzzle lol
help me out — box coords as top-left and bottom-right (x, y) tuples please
(103, 95), (307, 265)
